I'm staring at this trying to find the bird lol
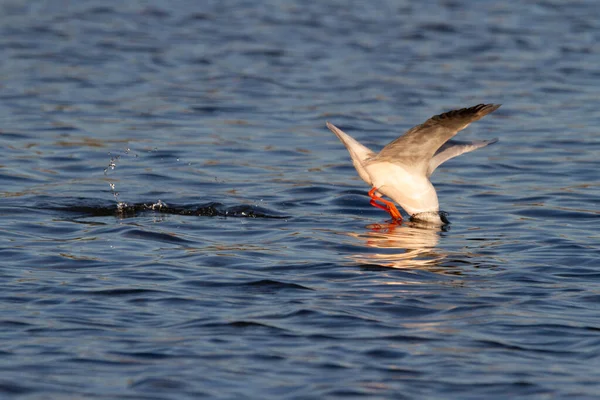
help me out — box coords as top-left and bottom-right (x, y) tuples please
(327, 104), (500, 225)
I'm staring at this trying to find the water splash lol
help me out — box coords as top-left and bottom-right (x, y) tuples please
(98, 147), (287, 220)
(108, 181), (126, 209)
(149, 200), (167, 210)
(103, 153), (120, 174)
(104, 148), (139, 211)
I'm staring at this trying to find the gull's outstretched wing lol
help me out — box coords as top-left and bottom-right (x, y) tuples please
(427, 139), (498, 177)
(372, 104), (501, 173)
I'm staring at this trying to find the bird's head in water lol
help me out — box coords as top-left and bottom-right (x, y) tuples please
(410, 211), (450, 226)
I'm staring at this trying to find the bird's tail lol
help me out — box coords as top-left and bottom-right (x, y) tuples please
(326, 122), (375, 185)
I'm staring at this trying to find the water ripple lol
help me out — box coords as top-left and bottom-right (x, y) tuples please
(0, 0), (599, 398)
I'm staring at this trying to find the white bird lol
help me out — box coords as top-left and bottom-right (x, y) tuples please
(327, 104), (500, 224)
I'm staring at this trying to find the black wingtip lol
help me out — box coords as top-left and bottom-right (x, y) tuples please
(433, 103), (501, 122)
(473, 103), (502, 114)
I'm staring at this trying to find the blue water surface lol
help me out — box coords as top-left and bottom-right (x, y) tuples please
(1, 0), (599, 398)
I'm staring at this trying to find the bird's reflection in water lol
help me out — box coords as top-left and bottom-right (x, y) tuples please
(347, 219), (451, 272)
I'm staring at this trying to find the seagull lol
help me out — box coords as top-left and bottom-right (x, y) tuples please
(327, 104), (500, 224)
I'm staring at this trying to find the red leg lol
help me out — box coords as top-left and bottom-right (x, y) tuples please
(367, 187), (403, 221)
(368, 187), (390, 211)
(368, 188), (387, 208)
(369, 198), (390, 212)
(378, 199), (402, 221)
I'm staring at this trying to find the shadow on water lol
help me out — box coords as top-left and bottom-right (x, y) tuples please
(44, 200), (290, 219)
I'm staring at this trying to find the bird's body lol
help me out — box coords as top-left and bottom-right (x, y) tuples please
(365, 161), (438, 215)
(327, 104), (500, 224)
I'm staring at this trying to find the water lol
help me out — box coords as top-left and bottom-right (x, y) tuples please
(1, 0), (599, 398)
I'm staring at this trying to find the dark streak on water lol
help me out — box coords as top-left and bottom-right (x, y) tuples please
(1, 0), (600, 399)
(47, 201), (290, 219)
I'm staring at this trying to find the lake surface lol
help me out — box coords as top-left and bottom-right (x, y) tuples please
(1, 0), (599, 398)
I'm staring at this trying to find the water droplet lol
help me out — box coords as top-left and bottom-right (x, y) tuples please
(150, 200), (167, 210)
